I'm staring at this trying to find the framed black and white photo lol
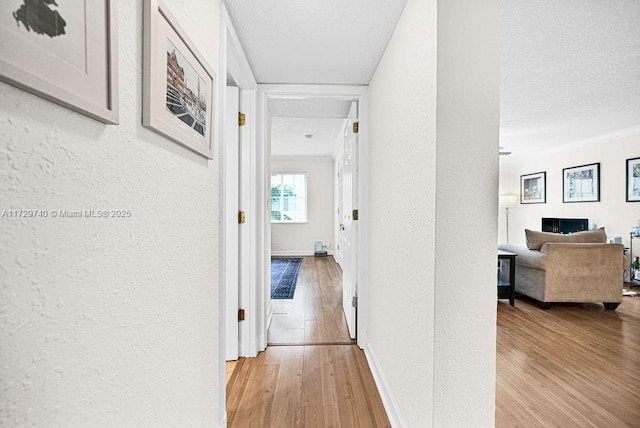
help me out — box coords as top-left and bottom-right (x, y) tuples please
(520, 171), (546, 204)
(143, 0), (215, 159)
(627, 157), (640, 202)
(563, 163), (600, 203)
(0, 0), (119, 124)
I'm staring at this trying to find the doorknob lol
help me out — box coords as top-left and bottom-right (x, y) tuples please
(339, 224), (345, 231)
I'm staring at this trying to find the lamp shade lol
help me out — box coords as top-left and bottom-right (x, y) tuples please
(499, 194), (518, 207)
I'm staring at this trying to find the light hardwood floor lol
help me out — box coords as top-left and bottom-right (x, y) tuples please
(496, 293), (640, 427)
(228, 257), (640, 426)
(227, 256), (389, 427)
(269, 256), (352, 345)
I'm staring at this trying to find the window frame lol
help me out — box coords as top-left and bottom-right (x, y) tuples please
(270, 171), (308, 224)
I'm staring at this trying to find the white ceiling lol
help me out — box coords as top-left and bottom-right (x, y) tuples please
(270, 117), (345, 158)
(222, 0), (405, 158)
(500, 0), (640, 160)
(222, 0), (408, 85)
(224, 0), (640, 160)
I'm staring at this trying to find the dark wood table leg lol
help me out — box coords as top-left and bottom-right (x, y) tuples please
(509, 256), (515, 306)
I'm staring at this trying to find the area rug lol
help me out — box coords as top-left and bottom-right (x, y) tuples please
(271, 258), (303, 299)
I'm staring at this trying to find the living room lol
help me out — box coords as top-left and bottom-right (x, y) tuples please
(498, 133), (639, 257)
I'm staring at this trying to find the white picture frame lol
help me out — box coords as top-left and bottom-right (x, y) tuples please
(143, 0), (215, 159)
(0, 0), (119, 124)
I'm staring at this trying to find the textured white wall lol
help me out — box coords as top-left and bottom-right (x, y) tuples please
(368, 0), (437, 425)
(0, 1), (221, 425)
(433, 0), (499, 425)
(271, 158), (334, 255)
(368, 0), (499, 426)
(499, 133), (640, 254)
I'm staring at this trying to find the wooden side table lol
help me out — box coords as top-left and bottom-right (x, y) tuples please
(498, 250), (517, 306)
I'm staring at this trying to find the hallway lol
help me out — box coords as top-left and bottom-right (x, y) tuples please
(227, 257), (389, 427)
(269, 257), (352, 345)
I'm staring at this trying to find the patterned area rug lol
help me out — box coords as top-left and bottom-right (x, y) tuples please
(271, 258), (303, 299)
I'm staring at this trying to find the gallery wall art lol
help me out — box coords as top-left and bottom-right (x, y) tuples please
(143, 0), (216, 159)
(0, 0), (119, 123)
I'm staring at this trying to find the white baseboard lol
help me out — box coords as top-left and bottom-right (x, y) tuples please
(271, 250), (334, 257)
(267, 301), (274, 330)
(364, 342), (405, 428)
(219, 412), (227, 428)
(257, 333), (266, 353)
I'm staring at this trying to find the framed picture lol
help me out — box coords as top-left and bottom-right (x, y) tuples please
(520, 171), (546, 204)
(627, 157), (640, 202)
(563, 163), (600, 203)
(143, 0), (215, 159)
(0, 0), (119, 124)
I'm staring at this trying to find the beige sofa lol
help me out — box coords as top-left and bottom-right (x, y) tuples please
(498, 228), (629, 310)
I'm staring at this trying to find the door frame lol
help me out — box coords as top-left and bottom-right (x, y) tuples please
(219, 5), (258, 426)
(257, 84), (370, 350)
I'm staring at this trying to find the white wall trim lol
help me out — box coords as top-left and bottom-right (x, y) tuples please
(259, 84), (369, 352)
(217, 5), (228, 425)
(364, 341), (406, 428)
(222, 6), (257, 90)
(271, 251), (334, 257)
(219, 2), (259, 425)
(271, 155), (334, 162)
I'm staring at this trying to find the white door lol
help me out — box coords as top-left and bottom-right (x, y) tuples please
(336, 161), (344, 267)
(225, 86), (240, 360)
(342, 102), (358, 339)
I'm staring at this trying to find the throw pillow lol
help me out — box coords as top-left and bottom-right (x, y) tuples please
(525, 227), (607, 250)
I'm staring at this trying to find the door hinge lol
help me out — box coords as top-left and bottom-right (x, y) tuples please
(238, 211), (246, 224)
(238, 309), (245, 321)
(352, 121), (359, 134)
(352, 209), (359, 221)
(352, 296), (358, 308)
(238, 112), (246, 126)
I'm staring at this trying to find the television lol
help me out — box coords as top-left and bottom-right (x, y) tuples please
(542, 218), (589, 234)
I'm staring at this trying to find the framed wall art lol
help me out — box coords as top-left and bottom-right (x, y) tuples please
(627, 157), (640, 202)
(0, 0), (119, 124)
(143, 0), (215, 159)
(520, 171), (546, 204)
(563, 163), (600, 203)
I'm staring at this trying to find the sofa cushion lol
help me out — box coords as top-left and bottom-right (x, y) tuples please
(525, 227), (607, 250)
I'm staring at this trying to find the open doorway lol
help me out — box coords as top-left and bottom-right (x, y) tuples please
(265, 94), (363, 345)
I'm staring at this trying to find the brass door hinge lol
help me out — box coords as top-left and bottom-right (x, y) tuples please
(238, 211), (246, 224)
(352, 121), (359, 134)
(238, 309), (245, 321)
(352, 209), (359, 221)
(238, 112), (246, 126)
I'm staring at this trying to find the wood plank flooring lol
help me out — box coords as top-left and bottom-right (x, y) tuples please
(226, 345), (390, 427)
(269, 256), (352, 345)
(496, 294), (640, 427)
(228, 256), (389, 427)
(229, 256), (640, 426)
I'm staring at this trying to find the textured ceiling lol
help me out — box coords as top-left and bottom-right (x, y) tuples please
(226, 0), (640, 160)
(222, 0), (408, 85)
(269, 98), (352, 119)
(501, 0), (640, 160)
(271, 117), (345, 158)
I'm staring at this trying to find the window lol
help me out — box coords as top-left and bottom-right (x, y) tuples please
(271, 172), (307, 223)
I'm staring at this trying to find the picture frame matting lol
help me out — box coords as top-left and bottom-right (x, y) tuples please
(563, 162), (600, 203)
(520, 171), (546, 204)
(143, 0), (216, 159)
(0, 0), (119, 124)
(626, 157), (640, 202)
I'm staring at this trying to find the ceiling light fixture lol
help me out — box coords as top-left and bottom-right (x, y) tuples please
(499, 146), (511, 156)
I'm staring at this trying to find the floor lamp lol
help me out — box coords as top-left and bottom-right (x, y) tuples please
(499, 194), (518, 243)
